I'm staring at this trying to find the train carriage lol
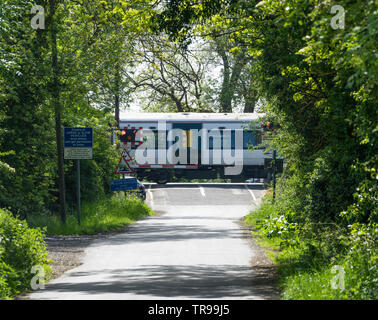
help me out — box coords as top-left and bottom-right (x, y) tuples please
(118, 112), (279, 183)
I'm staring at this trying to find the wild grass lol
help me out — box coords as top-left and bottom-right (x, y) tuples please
(27, 194), (153, 235)
(244, 198), (378, 300)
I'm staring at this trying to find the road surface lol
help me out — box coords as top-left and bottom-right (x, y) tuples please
(29, 183), (278, 300)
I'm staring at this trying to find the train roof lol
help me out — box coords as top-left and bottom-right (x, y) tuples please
(119, 112), (264, 122)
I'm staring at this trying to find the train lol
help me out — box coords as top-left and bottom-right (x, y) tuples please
(118, 112), (282, 184)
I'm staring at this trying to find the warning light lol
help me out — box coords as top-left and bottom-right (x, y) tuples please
(261, 121), (280, 132)
(120, 128), (136, 143)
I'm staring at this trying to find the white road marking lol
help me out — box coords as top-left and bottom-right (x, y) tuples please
(199, 186), (206, 197)
(232, 188), (243, 195)
(244, 185), (257, 203)
(148, 184), (154, 206)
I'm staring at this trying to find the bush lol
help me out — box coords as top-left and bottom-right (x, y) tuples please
(0, 209), (50, 299)
(245, 184), (378, 300)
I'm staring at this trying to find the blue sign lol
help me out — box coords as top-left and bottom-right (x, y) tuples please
(64, 128), (93, 148)
(110, 178), (138, 191)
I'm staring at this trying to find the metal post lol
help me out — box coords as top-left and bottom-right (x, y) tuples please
(123, 173), (127, 198)
(77, 159), (81, 225)
(272, 149), (277, 203)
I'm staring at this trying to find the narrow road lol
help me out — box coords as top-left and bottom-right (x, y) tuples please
(29, 183), (278, 300)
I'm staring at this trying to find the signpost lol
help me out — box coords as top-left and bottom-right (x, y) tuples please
(64, 127), (93, 159)
(64, 127), (93, 225)
(110, 177), (138, 192)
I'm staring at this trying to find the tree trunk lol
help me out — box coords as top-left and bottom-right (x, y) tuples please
(243, 95), (256, 113)
(216, 42), (249, 113)
(50, 0), (66, 222)
(115, 94), (120, 125)
(219, 83), (232, 113)
(114, 67), (120, 128)
(217, 47), (232, 113)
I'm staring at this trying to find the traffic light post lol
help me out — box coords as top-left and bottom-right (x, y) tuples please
(113, 127), (142, 198)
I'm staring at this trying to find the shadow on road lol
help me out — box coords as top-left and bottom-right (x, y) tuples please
(87, 221), (248, 246)
(40, 264), (278, 299)
(90, 221), (248, 246)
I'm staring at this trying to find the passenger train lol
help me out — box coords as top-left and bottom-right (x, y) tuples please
(118, 113), (281, 184)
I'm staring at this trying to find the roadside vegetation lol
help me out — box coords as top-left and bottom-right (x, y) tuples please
(0, 209), (50, 300)
(27, 195), (153, 236)
(245, 179), (377, 300)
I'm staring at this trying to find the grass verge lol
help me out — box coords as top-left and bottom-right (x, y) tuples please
(244, 201), (281, 262)
(244, 197), (378, 300)
(27, 194), (153, 235)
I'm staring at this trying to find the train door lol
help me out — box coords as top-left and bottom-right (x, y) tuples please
(172, 123), (202, 165)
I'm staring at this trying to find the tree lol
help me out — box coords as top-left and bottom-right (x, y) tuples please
(211, 35), (251, 112)
(0, 0), (155, 216)
(49, 0), (67, 222)
(153, 0), (377, 226)
(0, 0), (57, 214)
(126, 35), (217, 112)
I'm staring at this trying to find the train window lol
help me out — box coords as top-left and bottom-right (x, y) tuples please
(243, 131), (258, 149)
(256, 133), (262, 146)
(208, 131), (222, 150)
(221, 129), (235, 150)
(182, 129), (193, 148)
(207, 130), (237, 150)
(205, 130), (237, 150)
(231, 130), (235, 149)
(142, 130), (156, 149)
(156, 130), (170, 149)
(123, 129), (154, 149)
(156, 130), (162, 149)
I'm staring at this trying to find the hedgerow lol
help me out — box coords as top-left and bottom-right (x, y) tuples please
(0, 209), (50, 299)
